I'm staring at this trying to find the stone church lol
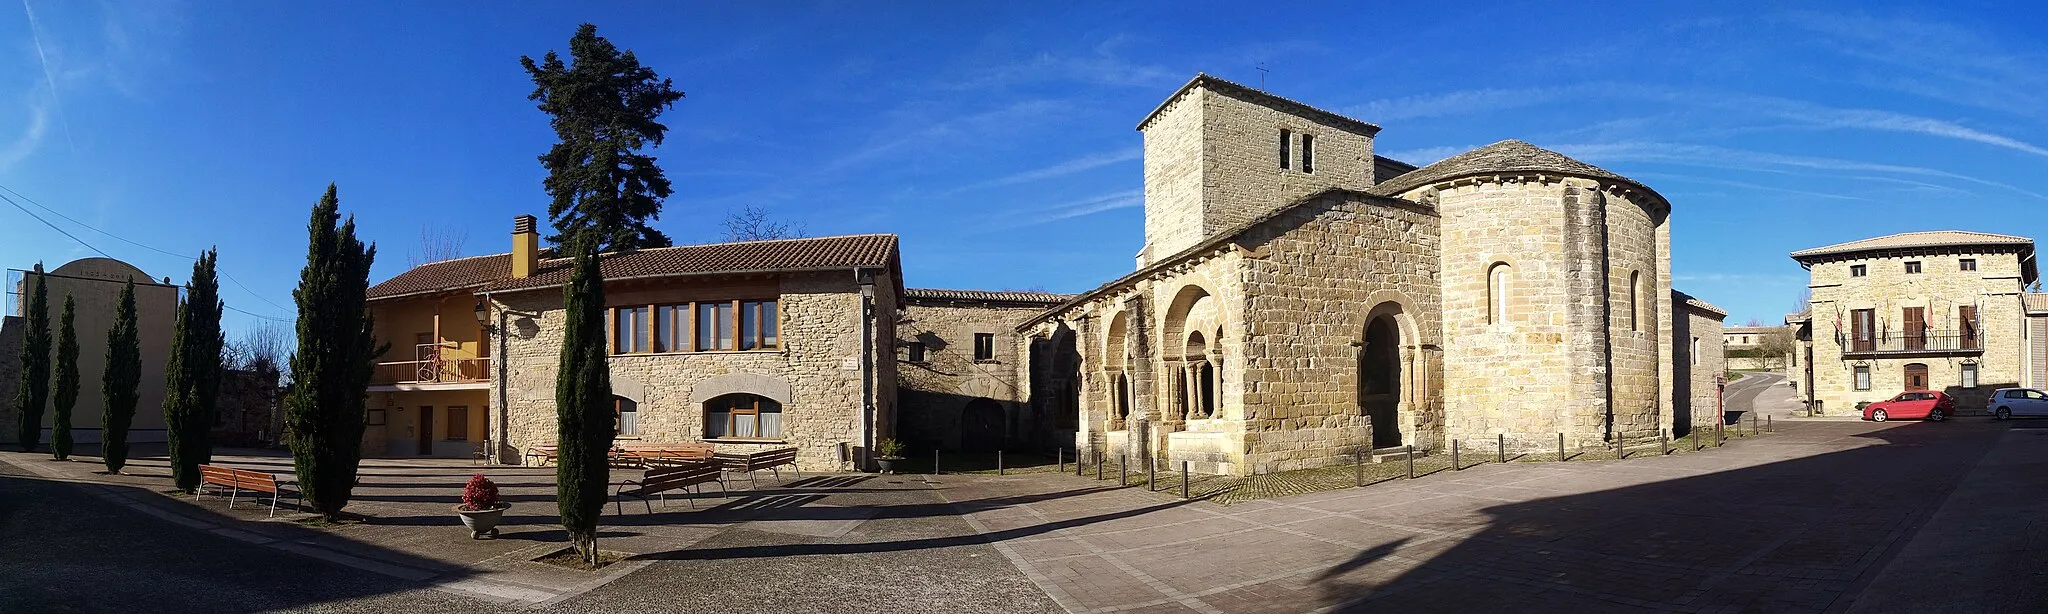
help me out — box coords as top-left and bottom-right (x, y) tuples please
(901, 74), (1726, 476)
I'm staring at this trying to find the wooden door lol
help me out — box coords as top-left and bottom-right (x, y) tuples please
(1959, 306), (1978, 349)
(1903, 308), (1925, 350)
(1904, 364), (1929, 391)
(1851, 310), (1874, 352)
(418, 406), (434, 455)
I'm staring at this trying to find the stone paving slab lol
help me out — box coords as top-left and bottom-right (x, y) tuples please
(940, 419), (2021, 613)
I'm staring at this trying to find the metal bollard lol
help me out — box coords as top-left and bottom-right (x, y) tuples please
(1057, 448), (1064, 474)
(1660, 429), (1668, 456)
(1120, 454), (1127, 486)
(934, 450), (941, 476)
(1452, 440), (1461, 471)
(1767, 415), (1772, 433)
(1405, 447), (1415, 478)
(1354, 451), (1363, 487)
(998, 450), (1005, 476)
(1148, 457), (1157, 491)
(1717, 419), (1725, 447)
(1558, 433), (1566, 462)
(1095, 451), (1103, 480)
(1180, 461), (1190, 499)
(1498, 433), (1506, 464)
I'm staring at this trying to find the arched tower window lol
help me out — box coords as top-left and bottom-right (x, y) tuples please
(1487, 262), (1512, 325)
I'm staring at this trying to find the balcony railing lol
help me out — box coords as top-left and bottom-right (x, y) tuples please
(1843, 328), (1981, 356)
(373, 343), (490, 385)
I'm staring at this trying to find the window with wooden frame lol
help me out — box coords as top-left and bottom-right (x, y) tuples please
(610, 299), (779, 354)
(1960, 258), (1978, 271)
(1905, 261), (1923, 274)
(1959, 305), (1979, 349)
(905, 341), (927, 363)
(1850, 264), (1867, 277)
(973, 333), (996, 361)
(704, 393), (782, 439)
(615, 396), (638, 436)
(445, 406), (468, 441)
(1850, 309), (1876, 352)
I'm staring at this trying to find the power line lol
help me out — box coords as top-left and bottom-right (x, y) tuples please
(0, 187), (292, 323)
(0, 182), (293, 314)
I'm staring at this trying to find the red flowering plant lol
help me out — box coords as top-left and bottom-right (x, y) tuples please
(460, 474), (504, 511)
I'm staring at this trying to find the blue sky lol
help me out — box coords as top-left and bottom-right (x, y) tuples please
(4, 1), (2046, 337)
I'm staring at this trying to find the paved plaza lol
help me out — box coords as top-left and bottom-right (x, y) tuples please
(2, 414), (2045, 613)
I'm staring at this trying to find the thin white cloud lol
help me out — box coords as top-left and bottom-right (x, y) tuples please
(951, 37), (1181, 91)
(944, 147), (1141, 194)
(1347, 85), (1590, 122)
(986, 189), (1143, 229)
(822, 99), (1065, 173)
(0, 95), (50, 170)
(1555, 141), (2048, 202)
(1632, 173), (1871, 202)
(20, 0), (74, 152)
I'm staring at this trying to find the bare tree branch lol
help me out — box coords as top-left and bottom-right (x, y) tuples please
(721, 205), (807, 242)
(406, 224), (471, 267)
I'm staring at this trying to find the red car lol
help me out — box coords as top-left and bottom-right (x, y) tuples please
(1863, 391), (1955, 422)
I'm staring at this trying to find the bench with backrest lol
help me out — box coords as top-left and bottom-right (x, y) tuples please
(197, 464), (301, 517)
(524, 445), (557, 467)
(612, 460), (726, 514)
(613, 443), (715, 467)
(713, 447), (801, 487)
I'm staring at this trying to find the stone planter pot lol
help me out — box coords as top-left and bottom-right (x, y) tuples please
(453, 504), (509, 539)
(877, 457), (904, 474)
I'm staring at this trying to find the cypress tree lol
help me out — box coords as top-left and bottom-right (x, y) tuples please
(12, 264), (49, 451)
(52, 296), (78, 461)
(102, 279), (142, 474)
(166, 249), (226, 492)
(284, 185), (381, 521)
(555, 240), (613, 564)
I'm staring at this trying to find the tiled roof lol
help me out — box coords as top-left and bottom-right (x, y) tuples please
(1367, 139), (1656, 199)
(1137, 73), (1380, 136)
(368, 234), (898, 301)
(2025, 293), (2048, 314)
(367, 253), (514, 301)
(905, 288), (1074, 305)
(1785, 310), (1811, 325)
(1373, 155), (1418, 184)
(482, 234), (899, 293)
(1789, 230), (2035, 260)
(1674, 290), (1727, 318)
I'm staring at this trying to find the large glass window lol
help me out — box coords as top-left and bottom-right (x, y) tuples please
(611, 299), (777, 354)
(614, 307), (649, 353)
(705, 394), (782, 439)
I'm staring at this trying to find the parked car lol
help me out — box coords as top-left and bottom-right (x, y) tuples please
(1988, 388), (2048, 420)
(1863, 390), (1954, 422)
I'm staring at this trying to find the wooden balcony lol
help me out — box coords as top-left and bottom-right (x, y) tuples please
(371, 344), (490, 389)
(1842, 328), (1982, 357)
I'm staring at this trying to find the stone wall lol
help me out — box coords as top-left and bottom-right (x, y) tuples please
(896, 298), (1053, 452)
(490, 271), (897, 471)
(1673, 301), (1725, 437)
(1598, 186), (1668, 442)
(1805, 247), (2028, 411)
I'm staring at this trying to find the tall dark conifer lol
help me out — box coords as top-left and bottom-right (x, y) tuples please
(555, 240), (613, 563)
(521, 23), (685, 251)
(101, 279), (141, 474)
(12, 264), (49, 451)
(51, 296), (78, 460)
(166, 249), (226, 491)
(284, 185), (381, 521)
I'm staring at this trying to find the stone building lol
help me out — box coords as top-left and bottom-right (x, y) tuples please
(1005, 74), (1720, 475)
(1674, 292), (1727, 436)
(0, 258), (179, 445)
(894, 289), (1072, 453)
(1788, 231), (2037, 412)
(365, 216), (902, 470)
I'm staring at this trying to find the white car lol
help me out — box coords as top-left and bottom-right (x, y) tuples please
(1989, 388), (2048, 420)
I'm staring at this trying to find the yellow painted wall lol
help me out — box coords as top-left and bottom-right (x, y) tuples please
(369, 293), (487, 365)
(366, 389), (490, 456)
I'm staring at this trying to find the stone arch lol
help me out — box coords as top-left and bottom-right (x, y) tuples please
(689, 373), (793, 406)
(1163, 284), (1223, 422)
(1358, 297), (1423, 449)
(611, 374), (648, 403)
(1487, 261), (1513, 325)
(960, 398), (1004, 453)
(1048, 324), (1081, 431)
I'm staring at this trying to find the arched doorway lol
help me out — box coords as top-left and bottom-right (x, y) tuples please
(961, 398), (1004, 452)
(1904, 363), (1929, 391)
(1360, 315), (1403, 448)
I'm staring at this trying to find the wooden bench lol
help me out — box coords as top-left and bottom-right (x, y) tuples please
(713, 447), (801, 487)
(612, 443), (715, 467)
(197, 464), (300, 517)
(613, 461), (726, 514)
(524, 445), (557, 467)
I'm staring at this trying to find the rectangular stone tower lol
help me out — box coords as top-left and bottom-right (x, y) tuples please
(1136, 74), (1379, 266)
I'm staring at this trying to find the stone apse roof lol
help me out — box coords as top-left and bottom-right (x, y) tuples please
(368, 234), (901, 302)
(1369, 139), (1659, 199)
(1789, 230), (2036, 260)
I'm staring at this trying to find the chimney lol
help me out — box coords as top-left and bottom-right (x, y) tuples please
(512, 215), (539, 279)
